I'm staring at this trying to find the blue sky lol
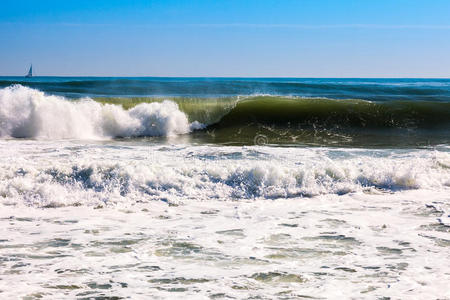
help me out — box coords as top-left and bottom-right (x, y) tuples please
(1, 0), (450, 77)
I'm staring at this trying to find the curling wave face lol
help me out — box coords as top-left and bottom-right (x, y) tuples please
(0, 85), (203, 139)
(205, 96), (450, 146)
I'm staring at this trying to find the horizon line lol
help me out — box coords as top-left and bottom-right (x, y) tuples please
(1, 75), (450, 79)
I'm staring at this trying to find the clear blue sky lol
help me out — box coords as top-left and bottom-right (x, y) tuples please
(1, 0), (450, 77)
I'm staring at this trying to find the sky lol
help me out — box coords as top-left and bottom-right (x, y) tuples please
(1, 0), (450, 77)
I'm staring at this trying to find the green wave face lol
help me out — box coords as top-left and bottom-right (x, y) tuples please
(213, 96), (450, 128)
(95, 95), (450, 147)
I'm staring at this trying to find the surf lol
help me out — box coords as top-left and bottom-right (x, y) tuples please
(0, 85), (203, 139)
(1, 85), (449, 146)
(1, 141), (449, 207)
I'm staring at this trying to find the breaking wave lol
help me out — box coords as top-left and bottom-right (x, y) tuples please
(1, 85), (449, 146)
(1, 144), (449, 208)
(0, 85), (203, 139)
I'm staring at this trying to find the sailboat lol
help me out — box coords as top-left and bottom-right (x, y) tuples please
(25, 64), (32, 78)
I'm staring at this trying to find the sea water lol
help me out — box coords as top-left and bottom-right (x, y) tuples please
(0, 78), (449, 299)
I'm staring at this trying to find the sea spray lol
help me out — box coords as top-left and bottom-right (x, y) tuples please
(0, 85), (203, 139)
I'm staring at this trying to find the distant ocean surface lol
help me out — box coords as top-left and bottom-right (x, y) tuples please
(2, 77), (450, 100)
(0, 77), (449, 299)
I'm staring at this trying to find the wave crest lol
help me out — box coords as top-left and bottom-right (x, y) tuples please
(0, 85), (202, 139)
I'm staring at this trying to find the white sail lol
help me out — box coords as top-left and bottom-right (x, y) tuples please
(25, 65), (32, 77)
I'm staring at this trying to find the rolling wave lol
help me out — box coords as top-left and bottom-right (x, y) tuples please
(1, 85), (449, 146)
(210, 96), (450, 129)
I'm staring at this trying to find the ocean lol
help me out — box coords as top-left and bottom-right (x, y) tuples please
(0, 77), (449, 299)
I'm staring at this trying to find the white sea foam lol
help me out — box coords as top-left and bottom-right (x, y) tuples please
(0, 141), (449, 207)
(1, 140), (449, 299)
(1, 182), (449, 299)
(0, 85), (202, 139)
